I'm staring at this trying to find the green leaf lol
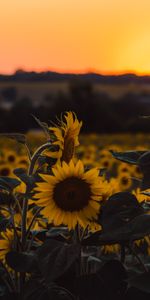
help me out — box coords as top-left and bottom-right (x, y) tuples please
(100, 214), (150, 244)
(21, 280), (75, 300)
(37, 239), (80, 283)
(100, 192), (143, 232)
(13, 168), (35, 188)
(0, 177), (20, 191)
(137, 152), (150, 190)
(0, 192), (14, 205)
(0, 214), (12, 231)
(6, 251), (39, 273)
(46, 227), (70, 241)
(110, 150), (146, 164)
(32, 115), (50, 139)
(138, 151), (150, 168)
(128, 271), (150, 293)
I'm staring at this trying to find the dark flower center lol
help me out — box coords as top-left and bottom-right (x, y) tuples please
(53, 177), (91, 212)
(121, 177), (129, 186)
(0, 168), (10, 176)
(8, 155), (15, 163)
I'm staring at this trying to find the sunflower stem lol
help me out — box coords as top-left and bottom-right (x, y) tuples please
(128, 244), (148, 273)
(120, 243), (126, 264)
(26, 207), (43, 239)
(20, 142), (51, 289)
(24, 143), (32, 162)
(0, 262), (16, 292)
(21, 142), (51, 249)
(28, 142), (51, 175)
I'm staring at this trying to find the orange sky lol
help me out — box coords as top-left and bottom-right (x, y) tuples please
(0, 0), (150, 74)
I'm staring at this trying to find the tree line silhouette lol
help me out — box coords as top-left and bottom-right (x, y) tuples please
(0, 79), (150, 133)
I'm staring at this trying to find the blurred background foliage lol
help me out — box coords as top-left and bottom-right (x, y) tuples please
(1, 73), (150, 133)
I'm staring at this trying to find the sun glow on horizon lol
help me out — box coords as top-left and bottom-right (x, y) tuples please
(1, 0), (150, 75)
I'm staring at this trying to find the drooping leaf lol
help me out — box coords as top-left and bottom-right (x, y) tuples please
(46, 227), (70, 242)
(110, 150), (146, 165)
(6, 251), (39, 273)
(13, 168), (35, 189)
(138, 151), (150, 169)
(0, 214), (12, 231)
(0, 177), (20, 191)
(0, 192), (14, 205)
(137, 152), (150, 190)
(100, 214), (150, 244)
(128, 270), (150, 293)
(100, 192), (143, 231)
(32, 115), (50, 139)
(21, 280), (75, 300)
(37, 239), (80, 283)
(98, 260), (128, 296)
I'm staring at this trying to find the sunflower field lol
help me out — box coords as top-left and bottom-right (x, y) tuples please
(1, 112), (150, 299)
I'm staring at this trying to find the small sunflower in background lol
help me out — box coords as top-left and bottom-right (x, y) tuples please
(3, 150), (17, 165)
(101, 244), (120, 254)
(131, 165), (143, 179)
(33, 160), (102, 230)
(101, 178), (120, 201)
(118, 173), (132, 191)
(16, 155), (29, 168)
(0, 164), (13, 177)
(99, 156), (114, 171)
(99, 149), (112, 160)
(117, 162), (132, 175)
(46, 111), (82, 164)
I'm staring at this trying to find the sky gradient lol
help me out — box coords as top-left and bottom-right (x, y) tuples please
(1, 0), (150, 74)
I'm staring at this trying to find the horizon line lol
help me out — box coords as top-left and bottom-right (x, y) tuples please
(1, 67), (150, 77)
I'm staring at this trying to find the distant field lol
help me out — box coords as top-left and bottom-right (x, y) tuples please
(0, 81), (150, 104)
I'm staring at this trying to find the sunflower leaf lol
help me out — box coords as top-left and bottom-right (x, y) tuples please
(13, 168), (35, 188)
(0, 177), (20, 191)
(0, 192), (14, 205)
(37, 239), (80, 283)
(128, 270), (150, 293)
(100, 192), (143, 232)
(110, 150), (146, 165)
(32, 115), (50, 140)
(21, 280), (74, 300)
(6, 251), (39, 273)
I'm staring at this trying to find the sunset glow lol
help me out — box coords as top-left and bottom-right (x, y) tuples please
(1, 0), (150, 74)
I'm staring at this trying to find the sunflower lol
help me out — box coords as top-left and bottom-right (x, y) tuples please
(88, 222), (102, 232)
(4, 150), (17, 164)
(16, 155), (29, 168)
(118, 173), (132, 191)
(33, 160), (102, 230)
(101, 244), (120, 254)
(132, 188), (150, 203)
(101, 178), (120, 202)
(46, 111), (82, 164)
(0, 229), (14, 261)
(0, 164), (13, 177)
(131, 165), (143, 179)
(117, 163), (132, 175)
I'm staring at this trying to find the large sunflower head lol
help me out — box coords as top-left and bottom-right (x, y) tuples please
(33, 160), (102, 230)
(48, 112), (82, 164)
